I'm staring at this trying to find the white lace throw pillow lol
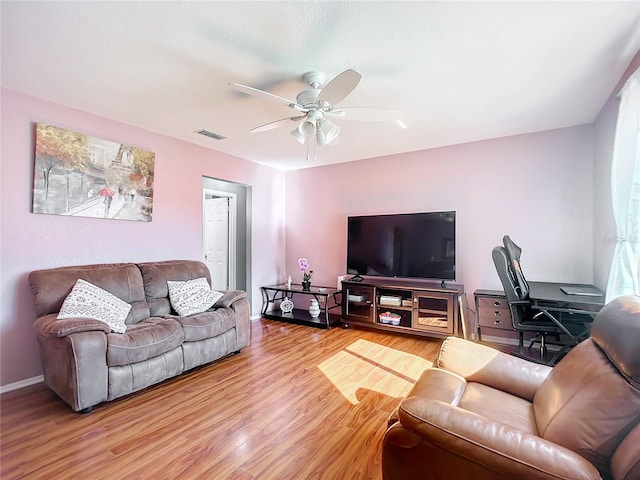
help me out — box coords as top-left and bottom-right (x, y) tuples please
(167, 277), (223, 317)
(57, 279), (131, 333)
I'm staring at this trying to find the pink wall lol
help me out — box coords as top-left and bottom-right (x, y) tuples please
(0, 89), (286, 386)
(284, 126), (595, 297)
(0, 76), (618, 388)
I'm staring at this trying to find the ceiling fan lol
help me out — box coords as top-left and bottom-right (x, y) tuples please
(229, 69), (404, 158)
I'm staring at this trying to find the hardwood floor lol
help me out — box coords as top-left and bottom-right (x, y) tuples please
(1, 320), (442, 480)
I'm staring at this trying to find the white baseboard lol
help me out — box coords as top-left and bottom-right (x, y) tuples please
(1, 375), (44, 394)
(250, 314), (262, 321)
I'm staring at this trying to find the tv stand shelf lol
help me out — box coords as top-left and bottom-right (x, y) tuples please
(341, 277), (464, 339)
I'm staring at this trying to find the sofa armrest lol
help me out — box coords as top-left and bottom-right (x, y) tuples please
(226, 293), (250, 350)
(36, 331), (109, 412)
(398, 397), (601, 479)
(34, 313), (111, 337)
(215, 290), (247, 308)
(437, 337), (552, 401)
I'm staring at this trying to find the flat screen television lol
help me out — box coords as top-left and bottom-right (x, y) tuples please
(346, 211), (456, 281)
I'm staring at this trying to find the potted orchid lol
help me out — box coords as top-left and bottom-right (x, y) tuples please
(298, 257), (313, 290)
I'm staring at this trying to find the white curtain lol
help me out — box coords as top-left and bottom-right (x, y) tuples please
(606, 66), (640, 303)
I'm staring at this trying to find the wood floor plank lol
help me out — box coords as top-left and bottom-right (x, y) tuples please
(1, 320), (441, 479)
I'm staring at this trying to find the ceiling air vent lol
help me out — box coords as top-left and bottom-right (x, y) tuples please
(195, 129), (226, 140)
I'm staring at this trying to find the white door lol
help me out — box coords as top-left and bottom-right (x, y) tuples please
(204, 197), (229, 290)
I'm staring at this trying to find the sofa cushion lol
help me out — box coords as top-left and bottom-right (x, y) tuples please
(57, 279), (131, 333)
(106, 317), (184, 366)
(137, 260), (212, 316)
(29, 263), (150, 324)
(167, 277), (223, 316)
(167, 307), (236, 342)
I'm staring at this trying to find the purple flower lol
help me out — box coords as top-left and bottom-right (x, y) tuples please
(298, 258), (313, 281)
(298, 258), (309, 271)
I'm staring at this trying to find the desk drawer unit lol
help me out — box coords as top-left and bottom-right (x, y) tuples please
(474, 290), (519, 344)
(477, 296), (511, 330)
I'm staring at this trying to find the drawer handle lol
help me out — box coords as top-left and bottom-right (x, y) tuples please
(494, 319), (502, 325)
(493, 301), (502, 307)
(493, 311), (501, 317)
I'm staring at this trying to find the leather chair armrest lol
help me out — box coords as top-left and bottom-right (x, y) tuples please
(611, 422), (640, 480)
(398, 397), (602, 479)
(437, 337), (552, 401)
(215, 290), (248, 308)
(407, 368), (467, 405)
(34, 313), (111, 337)
(389, 368), (467, 428)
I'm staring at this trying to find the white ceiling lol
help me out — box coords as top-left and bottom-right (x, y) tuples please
(2, 1), (639, 171)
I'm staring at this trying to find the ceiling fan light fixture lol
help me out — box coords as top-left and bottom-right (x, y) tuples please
(298, 119), (317, 138)
(317, 119), (340, 145)
(290, 128), (306, 144)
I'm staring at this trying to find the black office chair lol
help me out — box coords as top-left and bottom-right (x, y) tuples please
(492, 246), (562, 363)
(501, 235), (554, 352)
(492, 236), (592, 365)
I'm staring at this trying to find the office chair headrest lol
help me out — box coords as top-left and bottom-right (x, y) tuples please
(591, 294), (640, 388)
(503, 235), (522, 261)
(502, 235), (529, 298)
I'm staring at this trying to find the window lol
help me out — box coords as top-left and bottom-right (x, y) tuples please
(606, 67), (640, 302)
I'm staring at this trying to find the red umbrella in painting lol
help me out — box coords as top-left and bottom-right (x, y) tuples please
(98, 187), (115, 197)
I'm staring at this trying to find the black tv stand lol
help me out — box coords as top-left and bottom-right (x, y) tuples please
(350, 274), (364, 282)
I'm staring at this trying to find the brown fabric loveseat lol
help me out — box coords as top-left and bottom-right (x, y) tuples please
(382, 294), (640, 480)
(29, 260), (250, 413)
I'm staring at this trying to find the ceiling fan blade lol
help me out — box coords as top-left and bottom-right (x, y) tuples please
(249, 115), (306, 133)
(331, 108), (404, 122)
(317, 69), (362, 106)
(229, 82), (302, 110)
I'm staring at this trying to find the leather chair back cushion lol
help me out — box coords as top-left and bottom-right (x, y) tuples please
(29, 263), (150, 324)
(137, 260), (212, 316)
(591, 294), (640, 388)
(533, 339), (640, 474)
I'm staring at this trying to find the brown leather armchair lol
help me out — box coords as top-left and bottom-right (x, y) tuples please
(382, 294), (640, 480)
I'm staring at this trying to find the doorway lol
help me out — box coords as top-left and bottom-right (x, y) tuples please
(201, 177), (251, 304)
(203, 191), (236, 290)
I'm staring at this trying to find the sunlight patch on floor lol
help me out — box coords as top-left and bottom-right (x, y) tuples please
(317, 339), (433, 405)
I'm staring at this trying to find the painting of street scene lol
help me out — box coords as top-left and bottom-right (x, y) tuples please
(33, 123), (155, 221)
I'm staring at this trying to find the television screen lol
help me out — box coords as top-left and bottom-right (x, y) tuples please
(347, 211), (456, 281)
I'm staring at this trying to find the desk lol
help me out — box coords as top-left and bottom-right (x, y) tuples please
(261, 284), (342, 329)
(527, 281), (604, 343)
(528, 281), (604, 311)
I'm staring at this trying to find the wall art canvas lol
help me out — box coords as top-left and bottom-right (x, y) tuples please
(33, 123), (155, 221)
